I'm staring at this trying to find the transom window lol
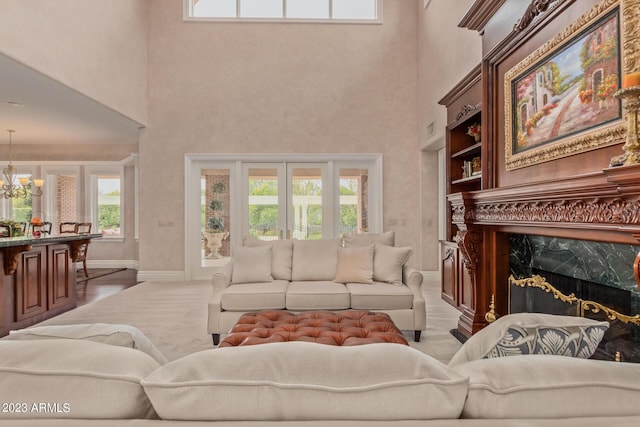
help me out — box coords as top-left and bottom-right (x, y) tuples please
(185, 0), (381, 22)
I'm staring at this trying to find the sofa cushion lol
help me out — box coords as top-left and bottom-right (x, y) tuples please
(243, 237), (293, 281)
(373, 243), (413, 285)
(334, 244), (374, 284)
(291, 238), (341, 281)
(221, 280), (289, 311)
(231, 245), (273, 284)
(0, 339), (158, 420)
(347, 282), (414, 310)
(455, 355), (640, 419)
(141, 341), (468, 421)
(343, 231), (395, 247)
(448, 313), (609, 367)
(7, 323), (168, 365)
(286, 281), (350, 310)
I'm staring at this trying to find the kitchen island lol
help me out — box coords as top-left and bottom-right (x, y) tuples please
(0, 233), (101, 336)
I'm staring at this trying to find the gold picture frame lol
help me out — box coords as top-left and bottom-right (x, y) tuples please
(504, 0), (639, 171)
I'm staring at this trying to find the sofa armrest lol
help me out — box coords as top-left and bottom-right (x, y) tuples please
(211, 260), (233, 292)
(403, 265), (426, 331)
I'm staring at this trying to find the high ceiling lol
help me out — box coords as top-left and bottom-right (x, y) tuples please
(0, 53), (143, 145)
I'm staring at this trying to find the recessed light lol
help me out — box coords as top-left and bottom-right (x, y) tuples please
(5, 101), (24, 107)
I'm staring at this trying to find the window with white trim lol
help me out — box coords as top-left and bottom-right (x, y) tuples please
(86, 166), (124, 239)
(185, 0), (381, 22)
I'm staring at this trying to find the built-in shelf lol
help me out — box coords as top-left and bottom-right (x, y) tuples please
(452, 142), (481, 158)
(452, 174), (481, 185)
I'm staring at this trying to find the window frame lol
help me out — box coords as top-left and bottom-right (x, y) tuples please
(183, 0), (383, 24)
(85, 165), (125, 241)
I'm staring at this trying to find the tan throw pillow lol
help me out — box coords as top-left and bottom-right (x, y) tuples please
(231, 245), (273, 284)
(343, 231), (395, 247)
(142, 341), (468, 421)
(455, 355), (640, 419)
(0, 339), (158, 420)
(8, 323), (168, 365)
(243, 237), (293, 281)
(448, 313), (609, 367)
(291, 238), (341, 281)
(334, 244), (374, 284)
(373, 243), (413, 285)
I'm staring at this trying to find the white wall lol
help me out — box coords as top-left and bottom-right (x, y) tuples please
(417, 0), (482, 270)
(0, 0), (148, 124)
(139, 0), (421, 272)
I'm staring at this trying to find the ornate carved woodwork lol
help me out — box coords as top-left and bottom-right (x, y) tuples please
(514, 0), (566, 32)
(456, 104), (481, 122)
(1, 245), (32, 275)
(67, 238), (91, 262)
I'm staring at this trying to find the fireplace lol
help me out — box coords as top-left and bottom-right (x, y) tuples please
(510, 235), (640, 362)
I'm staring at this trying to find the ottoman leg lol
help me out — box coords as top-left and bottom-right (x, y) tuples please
(212, 334), (220, 345)
(414, 330), (421, 342)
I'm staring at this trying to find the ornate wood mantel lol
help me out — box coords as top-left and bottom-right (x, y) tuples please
(448, 164), (640, 335)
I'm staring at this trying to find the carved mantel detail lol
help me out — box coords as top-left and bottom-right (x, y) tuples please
(456, 104), (481, 122)
(514, 0), (566, 32)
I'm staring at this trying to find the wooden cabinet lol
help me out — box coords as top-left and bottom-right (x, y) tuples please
(14, 246), (47, 322)
(439, 64), (482, 312)
(48, 244), (75, 311)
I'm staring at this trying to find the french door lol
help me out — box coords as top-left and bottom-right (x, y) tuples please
(185, 154), (382, 280)
(244, 163), (328, 241)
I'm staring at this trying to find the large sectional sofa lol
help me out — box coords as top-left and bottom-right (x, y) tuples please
(207, 232), (426, 345)
(1, 318), (640, 426)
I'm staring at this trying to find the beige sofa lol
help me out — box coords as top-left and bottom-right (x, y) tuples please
(207, 233), (426, 345)
(1, 326), (640, 426)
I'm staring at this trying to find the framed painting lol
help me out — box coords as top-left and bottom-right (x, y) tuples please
(504, 0), (631, 171)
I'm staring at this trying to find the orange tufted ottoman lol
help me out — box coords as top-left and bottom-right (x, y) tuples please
(218, 310), (409, 347)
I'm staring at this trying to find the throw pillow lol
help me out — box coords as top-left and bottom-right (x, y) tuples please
(142, 341), (469, 421)
(243, 237), (293, 281)
(231, 245), (273, 284)
(8, 323), (168, 365)
(334, 244), (374, 284)
(343, 231), (395, 247)
(291, 238), (341, 281)
(448, 312), (609, 367)
(372, 243), (413, 285)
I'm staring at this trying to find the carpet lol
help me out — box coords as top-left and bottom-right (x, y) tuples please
(30, 279), (462, 363)
(76, 268), (127, 282)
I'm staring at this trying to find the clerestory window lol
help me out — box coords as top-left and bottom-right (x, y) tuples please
(184, 0), (382, 23)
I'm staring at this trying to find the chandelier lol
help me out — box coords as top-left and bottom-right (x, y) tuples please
(0, 130), (43, 199)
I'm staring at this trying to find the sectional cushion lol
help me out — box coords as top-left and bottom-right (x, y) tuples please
(243, 237), (293, 281)
(373, 243), (413, 285)
(0, 339), (158, 420)
(291, 238), (341, 281)
(286, 281), (350, 310)
(141, 341), (468, 421)
(231, 245), (273, 284)
(455, 355), (640, 419)
(347, 282), (414, 310)
(221, 280), (289, 311)
(343, 231), (395, 247)
(334, 244), (374, 284)
(448, 313), (609, 367)
(7, 323), (168, 365)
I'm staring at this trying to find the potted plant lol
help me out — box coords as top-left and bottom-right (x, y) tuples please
(203, 217), (228, 259)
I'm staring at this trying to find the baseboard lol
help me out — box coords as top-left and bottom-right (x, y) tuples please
(137, 271), (186, 282)
(85, 260), (139, 270)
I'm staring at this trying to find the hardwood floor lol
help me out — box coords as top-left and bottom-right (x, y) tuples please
(76, 269), (139, 306)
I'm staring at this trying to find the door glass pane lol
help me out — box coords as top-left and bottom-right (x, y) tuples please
(339, 168), (368, 235)
(202, 169), (231, 265)
(240, 0), (283, 18)
(247, 168), (279, 241)
(291, 167), (322, 240)
(287, 0), (329, 18)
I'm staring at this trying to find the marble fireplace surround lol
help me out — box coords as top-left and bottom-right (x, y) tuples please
(447, 164), (640, 336)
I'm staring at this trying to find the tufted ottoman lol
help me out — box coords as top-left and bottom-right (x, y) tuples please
(218, 310), (409, 347)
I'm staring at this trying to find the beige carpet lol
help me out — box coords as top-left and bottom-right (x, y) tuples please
(34, 278), (462, 363)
